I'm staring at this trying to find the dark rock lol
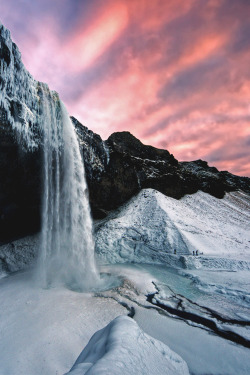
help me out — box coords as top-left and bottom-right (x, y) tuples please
(180, 160), (250, 198)
(73, 119), (250, 219)
(0, 35), (11, 66)
(0, 123), (42, 243)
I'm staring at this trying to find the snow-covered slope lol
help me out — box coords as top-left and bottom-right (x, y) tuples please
(65, 315), (189, 375)
(1, 189), (249, 276)
(95, 189), (250, 264)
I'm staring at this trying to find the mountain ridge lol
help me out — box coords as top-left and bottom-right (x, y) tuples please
(72, 116), (250, 219)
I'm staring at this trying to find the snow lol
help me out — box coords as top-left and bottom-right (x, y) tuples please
(0, 260), (249, 375)
(66, 316), (189, 375)
(0, 235), (38, 275)
(95, 189), (250, 264)
(180, 269), (250, 308)
(0, 270), (127, 375)
(0, 189), (249, 375)
(135, 306), (250, 375)
(0, 267), (189, 375)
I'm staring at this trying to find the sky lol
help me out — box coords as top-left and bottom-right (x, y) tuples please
(0, 0), (250, 176)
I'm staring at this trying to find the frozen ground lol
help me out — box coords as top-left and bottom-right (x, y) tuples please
(0, 267), (190, 375)
(0, 189), (249, 374)
(0, 261), (249, 375)
(0, 269), (126, 375)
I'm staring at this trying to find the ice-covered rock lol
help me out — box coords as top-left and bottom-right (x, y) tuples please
(0, 24), (43, 150)
(65, 315), (189, 375)
(0, 235), (38, 276)
(95, 189), (250, 265)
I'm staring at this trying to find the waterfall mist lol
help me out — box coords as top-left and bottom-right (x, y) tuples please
(37, 85), (100, 291)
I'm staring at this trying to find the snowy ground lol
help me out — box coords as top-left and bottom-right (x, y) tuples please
(0, 269), (129, 375)
(0, 261), (249, 375)
(0, 189), (249, 374)
(97, 263), (250, 375)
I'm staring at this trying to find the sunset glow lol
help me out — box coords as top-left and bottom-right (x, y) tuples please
(1, 0), (249, 176)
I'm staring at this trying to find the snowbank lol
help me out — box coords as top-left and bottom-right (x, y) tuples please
(95, 189), (250, 264)
(65, 315), (189, 375)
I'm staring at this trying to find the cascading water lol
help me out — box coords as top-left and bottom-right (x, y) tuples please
(37, 84), (100, 291)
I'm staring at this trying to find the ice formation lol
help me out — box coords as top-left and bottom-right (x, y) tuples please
(66, 316), (190, 375)
(0, 24), (41, 149)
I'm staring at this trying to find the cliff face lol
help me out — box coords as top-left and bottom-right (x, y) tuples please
(0, 23), (249, 243)
(0, 24), (42, 242)
(0, 24), (60, 243)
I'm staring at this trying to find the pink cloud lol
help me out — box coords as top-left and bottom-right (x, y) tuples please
(62, 2), (129, 73)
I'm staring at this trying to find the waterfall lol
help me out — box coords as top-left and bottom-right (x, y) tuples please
(37, 84), (100, 291)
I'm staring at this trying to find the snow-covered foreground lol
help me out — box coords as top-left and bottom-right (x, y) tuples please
(0, 270), (126, 375)
(0, 260), (250, 375)
(0, 267), (190, 375)
(0, 189), (249, 374)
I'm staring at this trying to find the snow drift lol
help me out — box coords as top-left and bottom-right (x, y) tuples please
(65, 315), (189, 375)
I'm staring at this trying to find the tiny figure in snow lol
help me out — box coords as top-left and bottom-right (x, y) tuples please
(193, 251), (195, 256)
(196, 250), (198, 256)
(174, 249), (176, 254)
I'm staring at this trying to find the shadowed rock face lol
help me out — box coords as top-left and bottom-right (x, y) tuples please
(73, 117), (250, 219)
(0, 22), (250, 243)
(0, 123), (42, 242)
(0, 23), (45, 243)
